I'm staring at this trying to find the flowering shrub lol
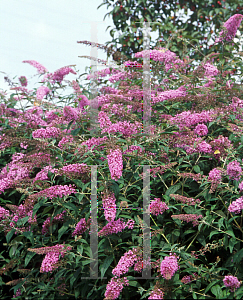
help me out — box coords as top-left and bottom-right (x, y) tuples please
(0, 14), (243, 300)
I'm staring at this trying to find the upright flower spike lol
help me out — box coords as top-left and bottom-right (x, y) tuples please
(215, 14), (243, 44)
(36, 86), (50, 101)
(101, 191), (117, 222)
(160, 253), (179, 280)
(22, 60), (48, 74)
(107, 148), (123, 181)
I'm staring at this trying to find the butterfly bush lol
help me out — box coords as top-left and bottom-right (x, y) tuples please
(226, 160), (242, 181)
(171, 214), (203, 226)
(107, 148), (123, 181)
(98, 218), (134, 237)
(42, 210), (66, 235)
(223, 275), (241, 292)
(102, 191), (117, 222)
(104, 276), (129, 300)
(36, 86), (51, 101)
(1, 13), (243, 298)
(215, 14), (243, 44)
(160, 253), (179, 280)
(22, 60), (48, 74)
(194, 123), (208, 136)
(150, 198), (169, 216)
(228, 197), (243, 214)
(112, 248), (140, 277)
(32, 126), (62, 139)
(72, 218), (89, 237)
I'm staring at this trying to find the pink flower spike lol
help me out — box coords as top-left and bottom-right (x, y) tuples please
(215, 14), (243, 44)
(22, 60), (48, 74)
(36, 86), (51, 100)
(160, 254), (179, 280)
(150, 198), (169, 216)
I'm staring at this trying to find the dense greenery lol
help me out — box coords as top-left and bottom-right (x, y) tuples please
(0, 15), (243, 299)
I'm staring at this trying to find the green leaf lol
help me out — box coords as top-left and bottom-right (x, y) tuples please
(23, 231), (34, 245)
(209, 230), (220, 240)
(226, 230), (235, 238)
(70, 267), (82, 289)
(25, 252), (36, 267)
(32, 198), (47, 218)
(77, 245), (83, 256)
(165, 183), (181, 196)
(193, 165), (200, 173)
(229, 237), (237, 254)
(205, 279), (220, 293)
(211, 285), (223, 298)
(100, 255), (113, 279)
(6, 228), (15, 244)
(232, 248), (243, 264)
(63, 202), (77, 211)
(58, 220), (71, 241)
(67, 120), (75, 131)
(17, 216), (29, 227)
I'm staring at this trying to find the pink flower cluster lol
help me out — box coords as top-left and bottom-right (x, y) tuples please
(32, 126), (62, 139)
(210, 135), (232, 160)
(227, 160), (242, 181)
(196, 140), (212, 154)
(228, 196), (243, 214)
(223, 275), (241, 292)
(151, 86), (187, 104)
(150, 198), (169, 216)
(13, 288), (22, 298)
(87, 67), (110, 80)
(52, 66), (77, 83)
(102, 191), (116, 222)
(108, 70), (132, 83)
(35, 184), (77, 200)
(63, 106), (79, 122)
(107, 148), (123, 181)
(33, 165), (58, 182)
(98, 111), (112, 129)
(22, 60), (48, 74)
(160, 253), (179, 280)
(36, 86), (50, 100)
(148, 289), (164, 300)
(181, 273), (199, 284)
(28, 244), (71, 273)
(104, 276), (129, 300)
(215, 14), (243, 44)
(170, 194), (201, 206)
(112, 248), (140, 277)
(0, 155), (31, 194)
(40, 251), (60, 273)
(72, 218), (89, 237)
(98, 218), (134, 237)
(101, 120), (142, 138)
(239, 181), (243, 192)
(0, 207), (10, 220)
(80, 136), (108, 151)
(58, 135), (74, 150)
(194, 123), (208, 136)
(168, 110), (214, 131)
(171, 214), (203, 227)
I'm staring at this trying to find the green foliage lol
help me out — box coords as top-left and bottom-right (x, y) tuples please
(98, 0), (243, 66)
(1, 21), (243, 299)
